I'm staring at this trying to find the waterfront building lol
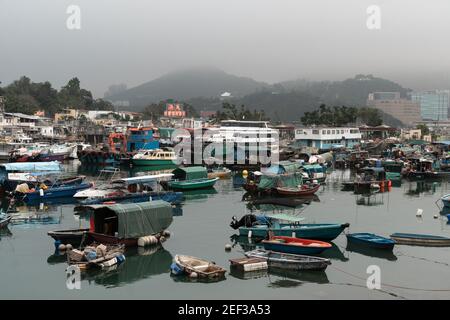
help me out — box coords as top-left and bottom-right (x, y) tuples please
(411, 90), (449, 121)
(294, 127), (361, 150)
(366, 92), (421, 126)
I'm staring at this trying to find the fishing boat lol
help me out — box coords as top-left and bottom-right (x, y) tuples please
(230, 213), (349, 241)
(207, 166), (232, 179)
(346, 233), (395, 250)
(262, 236), (332, 255)
(244, 249), (331, 271)
(47, 228), (90, 246)
(75, 174), (183, 205)
(76, 201), (173, 247)
(276, 183), (320, 197)
(132, 148), (177, 166)
(171, 255), (226, 279)
(163, 167), (219, 191)
(390, 233), (450, 246)
(17, 182), (93, 203)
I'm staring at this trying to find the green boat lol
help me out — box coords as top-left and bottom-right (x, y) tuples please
(132, 149), (177, 166)
(166, 167), (219, 190)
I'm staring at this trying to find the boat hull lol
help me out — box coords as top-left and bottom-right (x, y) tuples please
(23, 182), (93, 202)
(262, 237), (331, 255)
(47, 228), (90, 246)
(346, 233), (395, 250)
(132, 159), (175, 166)
(167, 178), (219, 190)
(390, 233), (450, 247)
(276, 184), (320, 196)
(244, 249), (331, 271)
(238, 223), (349, 241)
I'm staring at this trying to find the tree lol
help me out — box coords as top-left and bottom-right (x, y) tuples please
(416, 124), (430, 138)
(357, 107), (382, 126)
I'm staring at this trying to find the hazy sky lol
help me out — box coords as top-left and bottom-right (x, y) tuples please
(1, 0), (450, 96)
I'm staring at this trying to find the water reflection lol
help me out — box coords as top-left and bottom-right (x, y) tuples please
(85, 245), (173, 287)
(405, 181), (440, 197)
(355, 193), (384, 206)
(182, 189), (218, 201)
(267, 268), (329, 287)
(345, 242), (398, 261)
(8, 204), (62, 226)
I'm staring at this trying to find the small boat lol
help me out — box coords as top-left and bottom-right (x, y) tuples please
(346, 233), (395, 250)
(390, 233), (450, 247)
(47, 228), (90, 246)
(67, 243), (126, 271)
(0, 215), (12, 229)
(164, 167), (219, 191)
(276, 183), (320, 196)
(132, 148), (177, 166)
(231, 214), (349, 241)
(207, 167), (232, 179)
(19, 182), (93, 202)
(172, 255), (226, 279)
(244, 249), (331, 271)
(262, 236), (332, 255)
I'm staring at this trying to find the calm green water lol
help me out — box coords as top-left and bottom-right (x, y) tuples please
(1, 162), (450, 299)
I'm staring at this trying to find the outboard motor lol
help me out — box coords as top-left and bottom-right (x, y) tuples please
(230, 214), (257, 230)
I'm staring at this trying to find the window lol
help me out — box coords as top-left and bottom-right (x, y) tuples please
(312, 129), (319, 134)
(327, 130), (330, 134)
(332, 130), (335, 134)
(322, 130), (326, 134)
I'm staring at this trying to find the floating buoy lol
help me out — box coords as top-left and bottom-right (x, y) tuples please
(434, 214), (438, 219)
(66, 244), (73, 251)
(189, 272), (198, 278)
(137, 235), (158, 247)
(416, 209), (423, 217)
(58, 244), (66, 251)
(54, 240), (62, 250)
(163, 230), (171, 237)
(225, 244), (232, 251)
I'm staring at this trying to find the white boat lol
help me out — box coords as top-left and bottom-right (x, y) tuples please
(132, 148), (177, 166)
(206, 120), (279, 163)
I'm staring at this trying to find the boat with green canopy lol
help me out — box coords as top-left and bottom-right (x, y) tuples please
(163, 167), (219, 191)
(77, 201), (173, 247)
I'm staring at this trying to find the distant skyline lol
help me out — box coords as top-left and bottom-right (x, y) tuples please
(1, 0), (450, 97)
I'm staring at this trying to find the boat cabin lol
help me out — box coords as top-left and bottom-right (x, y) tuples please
(171, 167), (208, 181)
(80, 201), (173, 246)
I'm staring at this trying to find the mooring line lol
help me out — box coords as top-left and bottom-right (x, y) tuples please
(330, 265), (450, 292)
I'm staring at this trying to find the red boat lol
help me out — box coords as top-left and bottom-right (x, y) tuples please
(262, 236), (332, 255)
(276, 183), (320, 196)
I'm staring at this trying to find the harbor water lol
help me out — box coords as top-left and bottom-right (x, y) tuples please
(1, 162), (450, 299)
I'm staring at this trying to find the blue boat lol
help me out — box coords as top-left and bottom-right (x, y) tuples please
(235, 223), (349, 241)
(346, 233), (395, 250)
(21, 182), (93, 202)
(230, 213), (349, 241)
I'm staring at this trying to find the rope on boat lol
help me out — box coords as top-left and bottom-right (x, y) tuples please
(330, 265), (450, 292)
